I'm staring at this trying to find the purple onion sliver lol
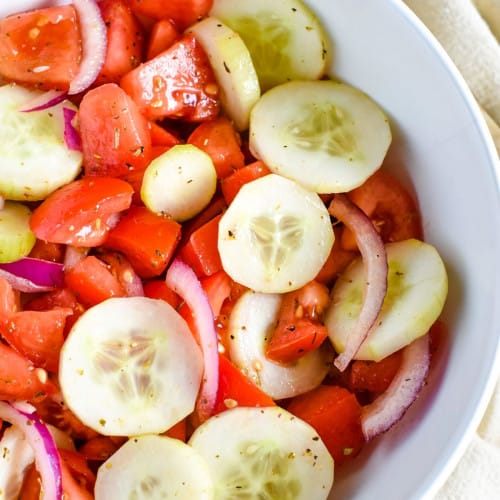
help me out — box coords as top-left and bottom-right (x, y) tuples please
(0, 257), (64, 289)
(63, 107), (82, 151)
(20, 90), (68, 112)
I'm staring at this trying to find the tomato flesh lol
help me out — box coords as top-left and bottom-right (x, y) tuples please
(120, 33), (220, 121)
(0, 5), (81, 90)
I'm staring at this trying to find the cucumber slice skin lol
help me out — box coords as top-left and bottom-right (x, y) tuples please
(59, 297), (204, 437)
(0, 84), (82, 201)
(249, 80), (392, 194)
(218, 174), (334, 294)
(189, 406), (334, 500)
(0, 201), (36, 263)
(326, 239), (448, 361)
(140, 144), (217, 222)
(95, 435), (215, 500)
(209, 0), (329, 91)
(228, 290), (330, 400)
(188, 16), (261, 131)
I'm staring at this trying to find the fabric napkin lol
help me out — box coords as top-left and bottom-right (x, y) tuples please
(403, 1), (500, 498)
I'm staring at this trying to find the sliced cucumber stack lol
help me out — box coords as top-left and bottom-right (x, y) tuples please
(228, 290), (330, 400)
(326, 239), (448, 361)
(141, 144), (217, 222)
(188, 16), (261, 131)
(210, 0), (329, 91)
(95, 435), (214, 499)
(0, 84), (82, 201)
(0, 201), (36, 263)
(59, 297), (203, 436)
(249, 80), (392, 193)
(218, 174), (334, 293)
(189, 406), (334, 499)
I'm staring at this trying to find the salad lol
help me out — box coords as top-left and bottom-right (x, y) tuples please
(0, 0), (449, 498)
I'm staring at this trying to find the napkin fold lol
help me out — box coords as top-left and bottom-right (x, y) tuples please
(403, 1), (500, 498)
(404, 0), (500, 156)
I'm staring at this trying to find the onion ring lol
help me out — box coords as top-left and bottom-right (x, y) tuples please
(361, 334), (431, 440)
(0, 401), (63, 500)
(69, 0), (107, 95)
(165, 259), (219, 423)
(328, 193), (388, 372)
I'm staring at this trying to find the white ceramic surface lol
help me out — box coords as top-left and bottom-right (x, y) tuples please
(1, 1), (500, 499)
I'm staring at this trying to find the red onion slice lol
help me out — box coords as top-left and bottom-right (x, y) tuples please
(0, 401), (63, 500)
(63, 107), (82, 151)
(328, 193), (388, 372)
(69, 0), (107, 95)
(20, 90), (68, 112)
(361, 334), (430, 440)
(0, 258), (64, 293)
(166, 259), (219, 423)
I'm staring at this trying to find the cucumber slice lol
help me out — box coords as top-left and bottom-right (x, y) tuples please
(0, 201), (36, 263)
(0, 84), (82, 201)
(189, 406), (334, 499)
(249, 80), (392, 193)
(140, 144), (217, 222)
(209, 0), (329, 91)
(218, 174), (334, 293)
(228, 290), (330, 400)
(95, 435), (214, 499)
(59, 297), (203, 436)
(325, 239), (448, 361)
(188, 17), (260, 131)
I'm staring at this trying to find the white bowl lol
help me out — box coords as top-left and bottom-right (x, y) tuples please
(1, 1), (499, 499)
(307, 0), (500, 498)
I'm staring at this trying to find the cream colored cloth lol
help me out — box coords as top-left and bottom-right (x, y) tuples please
(402, 1), (500, 498)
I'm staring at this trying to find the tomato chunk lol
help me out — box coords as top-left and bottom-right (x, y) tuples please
(120, 33), (220, 121)
(187, 117), (245, 179)
(1, 308), (72, 372)
(0, 5), (81, 90)
(0, 341), (56, 402)
(94, 0), (144, 86)
(128, 0), (213, 29)
(213, 353), (275, 415)
(64, 255), (126, 308)
(146, 19), (180, 60)
(220, 160), (271, 204)
(341, 169), (423, 250)
(29, 177), (134, 247)
(178, 214), (222, 278)
(266, 281), (330, 364)
(104, 205), (181, 278)
(286, 385), (365, 465)
(79, 83), (153, 178)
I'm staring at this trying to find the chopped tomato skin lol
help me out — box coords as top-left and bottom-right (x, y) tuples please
(0, 342), (57, 402)
(144, 280), (182, 309)
(0, 6), (81, 90)
(0, 307), (73, 372)
(146, 19), (180, 60)
(349, 351), (403, 394)
(266, 281), (330, 364)
(94, 0), (145, 86)
(79, 83), (153, 178)
(220, 160), (271, 204)
(341, 169), (423, 250)
(177, 214), (222, 278)
(213, 353), (275, 415)
(286, 385), (365, 465)
(120, 33), (220, 121)
(187, 117), (245, 179)
(128, 0), (213, 29)
(104, 205), (182, 278)
(29, 177), (134, 247)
